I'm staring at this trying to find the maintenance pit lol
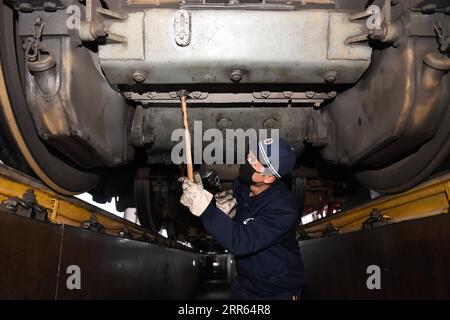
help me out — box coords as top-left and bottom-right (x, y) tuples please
(1, 0), (450, 305)
(1, 163), (450, 300)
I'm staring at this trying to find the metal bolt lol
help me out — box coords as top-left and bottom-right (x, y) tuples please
(18, 3), (33, 13)
(124, 92), (133, 99)
(23, 189), (36, 204)
(133, 71), (146, 83)
(218, 118), (233, 129)
(263, 118), (279, 129)
(146, 92), (156, 99)
(169, 91), (179, 98)
(261, 91), (271, 98)
(283, 91), (293, 98)
(323, 71), (338, 84)
(230, 69), (243, 82)
(38, 129), (50, 140)
(305, 91), (315, 98)
(5, 200), (18, 213)
(41, 132), (50, 140)
(328, 91), (337, 98)
(43, 2), (57, 12)
(71, 129), (82, 137)
(192, 91), (202, 99)
(422, 4), (437, 14)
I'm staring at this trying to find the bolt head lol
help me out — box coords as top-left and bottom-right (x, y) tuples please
(218, 118), (232, 129)
(230, 70), (243, 82)
(192, 91), (202, 98)
(263, 118), (279, 129)
(283, 91), (293, 98)
(261, 91), (271, 98)
(18, 3), (33, 13)
(324, 71), (338, 84)
(133, 71), (146, 83)
(305, 91), (315, 98)
(43, 2), (57, 12)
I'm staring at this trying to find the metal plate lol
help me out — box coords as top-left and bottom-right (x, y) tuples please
(0, 210), (201, 299)
(99, 9), (371, 84)
(299, 214), (450, 299)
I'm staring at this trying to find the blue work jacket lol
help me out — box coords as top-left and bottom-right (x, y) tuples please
(200, 179), (306, 299)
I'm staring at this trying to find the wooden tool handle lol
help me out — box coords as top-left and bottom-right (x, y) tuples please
(181, 95), (194, 181)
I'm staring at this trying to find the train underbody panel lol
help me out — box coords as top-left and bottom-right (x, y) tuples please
(1, 0), (450, 236)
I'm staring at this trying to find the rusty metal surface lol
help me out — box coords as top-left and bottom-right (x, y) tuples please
(0, 209), (201, 299)
(299, 213), (450, 299)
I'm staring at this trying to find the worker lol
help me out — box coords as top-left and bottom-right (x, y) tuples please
(179, 137), (306, 300)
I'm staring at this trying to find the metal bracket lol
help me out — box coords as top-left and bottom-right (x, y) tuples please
(362, 208), (392, 230)
(347, 0), (400, 45)
(123, 90), (332, 105)
(0, 190), (48, 221)
(79, 0), (127, 43)
(81, 213), (106, 233)
(119, 227), (134, 239)
(322, 222), (339, 237)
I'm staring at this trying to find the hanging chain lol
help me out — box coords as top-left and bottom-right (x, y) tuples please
(25, 18), (44, 62)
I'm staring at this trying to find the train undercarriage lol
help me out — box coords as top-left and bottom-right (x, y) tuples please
(1, 0), (450, 239)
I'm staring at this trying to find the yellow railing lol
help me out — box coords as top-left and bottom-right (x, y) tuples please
(299, 173), (450, 238)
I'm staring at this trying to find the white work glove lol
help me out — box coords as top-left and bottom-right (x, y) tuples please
(179, 173), (213, 217)
(215, 190), (237, 218)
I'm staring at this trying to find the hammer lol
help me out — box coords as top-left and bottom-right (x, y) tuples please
(179, 90), (194, 181)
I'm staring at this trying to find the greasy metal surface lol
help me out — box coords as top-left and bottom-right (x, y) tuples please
(20, 22), (134, 168)
(321, 10), (450, 193)
(99, 9), (371, 85)
(0, 4), (100, 194)
(299, 172), (450, 238)
(132, 106), (328, 155)
(299, 213), (450, 299)
(2, 0), (449, 201)
(0, 210), (200, 299)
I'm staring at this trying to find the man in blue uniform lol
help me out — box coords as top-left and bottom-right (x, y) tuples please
(179, 137), (305, 299)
